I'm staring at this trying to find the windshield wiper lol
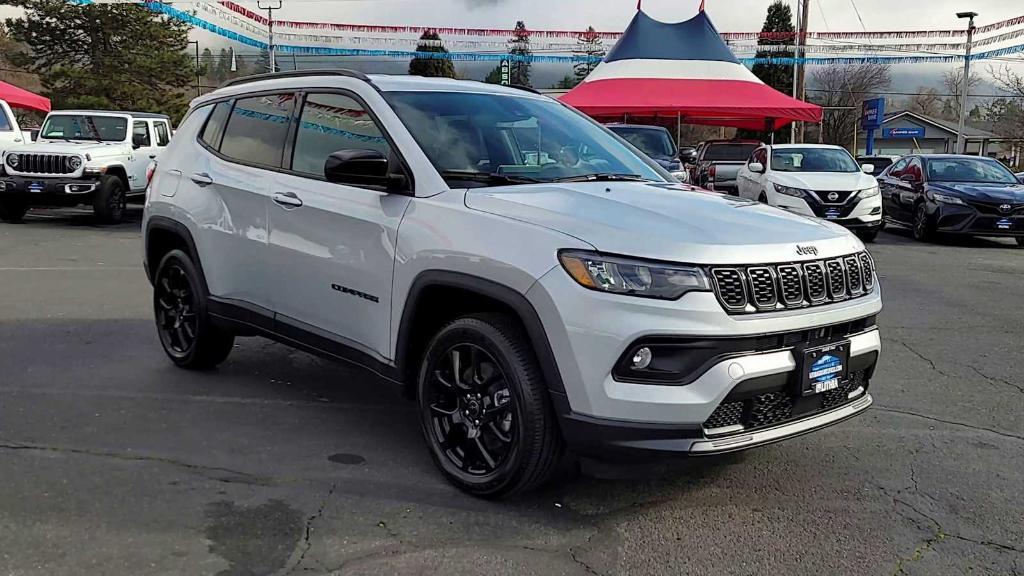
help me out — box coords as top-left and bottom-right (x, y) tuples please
(440, 170), (541, 186)
(551, 173), (652, 183)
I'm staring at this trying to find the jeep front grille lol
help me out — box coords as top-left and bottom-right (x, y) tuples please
(15, 154), (78, 175)
(710, 252), (874, 315)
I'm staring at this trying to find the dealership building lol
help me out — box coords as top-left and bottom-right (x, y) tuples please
(857, 110), (1014, 159)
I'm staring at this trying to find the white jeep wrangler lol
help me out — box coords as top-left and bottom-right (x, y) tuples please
(0, 110), (172, 223)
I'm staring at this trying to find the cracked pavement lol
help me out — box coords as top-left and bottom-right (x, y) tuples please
(1, 209), (1022, 575)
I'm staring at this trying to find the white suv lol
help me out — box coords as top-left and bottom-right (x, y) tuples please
(143, 71), (883, 497)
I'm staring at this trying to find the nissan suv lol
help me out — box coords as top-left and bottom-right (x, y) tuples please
(143, 71), (883, 497)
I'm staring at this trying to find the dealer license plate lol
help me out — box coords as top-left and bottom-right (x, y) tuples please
(996, 218), (1013, 230)
(825, 208), (841, 220)
(28, 181), (45, 193)
(802, 341), (850, 396)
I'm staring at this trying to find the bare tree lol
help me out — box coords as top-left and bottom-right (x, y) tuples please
(905, 87), (943, 117)
(986, 65), (1024, 141)
(810, 64), (891, 150)
(942, 66), (983, 119)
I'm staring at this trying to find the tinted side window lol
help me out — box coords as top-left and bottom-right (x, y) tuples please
(220, 94), (294, 168)
(888, 157), (910, 177)
(907, 158), (923, 180)
(0, 111), (10, 131)
(290, 93), (391, 178)
(133, 121), (151, 147)
(200, 101), (232, 149)
(751, 148), (767, 165)
(154, 121), (170, 146)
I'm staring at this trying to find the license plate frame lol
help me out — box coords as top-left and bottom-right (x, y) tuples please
(27, 181), (45, 193)
(800, 341), (851, 396)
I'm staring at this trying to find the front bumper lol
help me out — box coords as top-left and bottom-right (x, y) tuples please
(778, 193), (883, 230)
(528, 265), (883, 458)
(1, 176), (100, 206)
(932, 202), (1024, 237)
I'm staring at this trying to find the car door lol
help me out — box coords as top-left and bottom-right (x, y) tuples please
(149, 118), (172, 163)
(739, 147), (767, 200)
(188, 93), (295, 313)
(880, 156), (910, 221)
(888, 157), (922, 223)
(129, 120), (159, 192)
(266, 90), (413, 360)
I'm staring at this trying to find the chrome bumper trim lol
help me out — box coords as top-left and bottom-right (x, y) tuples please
(688, 393), (872, 454)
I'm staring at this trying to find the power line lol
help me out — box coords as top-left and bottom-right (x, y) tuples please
(847, 0), (869, 32)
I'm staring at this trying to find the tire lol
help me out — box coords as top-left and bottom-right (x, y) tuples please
(912, 203), (936, 242)
(153, 249), (234, 370)
(0, 199), (29, 223)
(417, 313), (563, 498)
(93, 175), (127, 224)
(758, 192), (768, 203)
(856, 229), (879, 243)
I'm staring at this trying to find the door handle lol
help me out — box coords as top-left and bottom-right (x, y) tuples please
(149, 154), (157, 159)
(272, 191), (303, 208)
(13, 138), (21, 143)
(190, 172), (214, 187)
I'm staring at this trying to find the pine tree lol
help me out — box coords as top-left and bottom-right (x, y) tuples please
(508, 21), (532, 87)
(408, 30), (456, 78)
(573, 26), (604, 84)
(555, 74), (578, 89)
(199, 48), (214, 80)
(214, 48), (231, 82)
(254, 48), (279, 73)
(4, 0), (195, 119)
(742, 0), (796, 142)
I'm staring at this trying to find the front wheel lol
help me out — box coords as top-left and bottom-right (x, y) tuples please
(93, 175), (127, 224)
(153, 249), (234, 370)
(417, 314), (563, 498)
(913, 203), (936, 242)
(0, 199), (29, 223)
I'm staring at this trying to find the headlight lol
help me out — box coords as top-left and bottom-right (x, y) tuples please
(68, 156), (83, 170)
(774, 184), (809, 198)
(857, 186), (880, 199)
(558, 251), (710, 300)
(6, 153), (19, 168)
(932, 193), (964, 205)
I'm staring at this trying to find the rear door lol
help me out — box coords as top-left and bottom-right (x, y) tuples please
(129, 120), (159, 192)
(266, 90), (412, 360)
(880, 156), (910, 221)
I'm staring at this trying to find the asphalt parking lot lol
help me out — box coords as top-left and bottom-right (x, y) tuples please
(0, 206), (1022, 576)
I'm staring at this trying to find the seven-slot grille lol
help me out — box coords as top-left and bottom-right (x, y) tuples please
(13, 154), (78, 175)
(710, 252), (874, 315)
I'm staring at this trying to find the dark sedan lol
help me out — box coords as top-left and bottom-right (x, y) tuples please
(879, 154), (1024, 246)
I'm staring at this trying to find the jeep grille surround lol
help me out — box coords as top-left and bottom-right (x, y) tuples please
(710, 252), (874, 315)
(15, 154), (78, 175)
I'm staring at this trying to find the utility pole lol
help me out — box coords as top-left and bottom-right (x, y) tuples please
(258, 0), (282, 73)
(795, 0), (810, 143)
(955, 11), (977, 155)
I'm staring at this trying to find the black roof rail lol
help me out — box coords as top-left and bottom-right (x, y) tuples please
(508, 83), (542, 95)
(218, 68), (372, 89)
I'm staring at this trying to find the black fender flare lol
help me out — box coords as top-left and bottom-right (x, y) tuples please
(144, 216), (209, 295)
(395, 270), (565, 393)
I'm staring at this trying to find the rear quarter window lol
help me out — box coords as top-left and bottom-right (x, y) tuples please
(218, 94), (294, 168)
(200, 101), (232, 150)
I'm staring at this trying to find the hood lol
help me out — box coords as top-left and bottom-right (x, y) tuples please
(4, 140), (128, 159)
(465, 182), (863, 264)
(771, 171), (877, 191)
(931, 181), (1024, 203)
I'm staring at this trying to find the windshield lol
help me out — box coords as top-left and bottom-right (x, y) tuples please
(926, 158), (1019, 184)
(858, 157), (894, 176)
(40, 115), (128, 142)
(384, 91), (666, 186)
(703, 142), (759, 162)
(608, 127), (675, 158)
(772, 148), (859, 173)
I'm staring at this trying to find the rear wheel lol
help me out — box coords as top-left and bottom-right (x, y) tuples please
(153, 249), (234, 370)
(417, 314), (563, 498)
(912, 203), (936, 242)
(93, 175), (127, 224)
(0, 199), (28, 223)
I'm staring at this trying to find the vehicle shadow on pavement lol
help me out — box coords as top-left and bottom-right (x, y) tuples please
(878, 224), (1020, 249)
(21, 205), (144, 229)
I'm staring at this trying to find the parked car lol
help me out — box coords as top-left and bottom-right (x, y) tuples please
(0, 110), (172, 223)
(856, 155), (901, 177)
(0, 99), (31, 156)
(144, 71), (882, 497)
(878, 154), (1024, 245)
(737, 144), (883, 242)
(690, 139), (762, 194)
(606, 124), (689, 182)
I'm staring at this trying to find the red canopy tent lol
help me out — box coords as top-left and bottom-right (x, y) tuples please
(0, 80), (51, 113)
(560, 9), (821, 131)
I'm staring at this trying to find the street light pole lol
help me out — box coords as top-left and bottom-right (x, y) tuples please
(790, 0), (801, 143)
(187, 40), (200, 97)
(955, 11), (977, 155)
(258, 0), (283, 73)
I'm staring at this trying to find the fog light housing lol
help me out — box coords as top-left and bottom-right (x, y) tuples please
(631, 347), (653, 370)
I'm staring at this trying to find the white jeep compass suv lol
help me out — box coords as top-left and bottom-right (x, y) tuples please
(143, 71), (882, 497)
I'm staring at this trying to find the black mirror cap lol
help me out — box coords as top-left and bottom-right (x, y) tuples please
(899, 174), (919, 183)
(325, 149), (407, 192)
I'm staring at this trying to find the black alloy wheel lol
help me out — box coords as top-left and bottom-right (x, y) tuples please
(418, 314), (563, 498)
(425, 342), (516, 477)
(94, 175), (127, 224)
(152, 249), (234, 369)
(155, 262), (199, 357)
(913, 203), (935, 242)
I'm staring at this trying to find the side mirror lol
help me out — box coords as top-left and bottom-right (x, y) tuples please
(748, 162), (765, 174)
(861, 164), (875, 174)
(325, 149), (404, 191)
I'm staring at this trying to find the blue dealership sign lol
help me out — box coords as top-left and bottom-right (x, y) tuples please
(883, 127), (925, 138)
(861, 98), (886, 130)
